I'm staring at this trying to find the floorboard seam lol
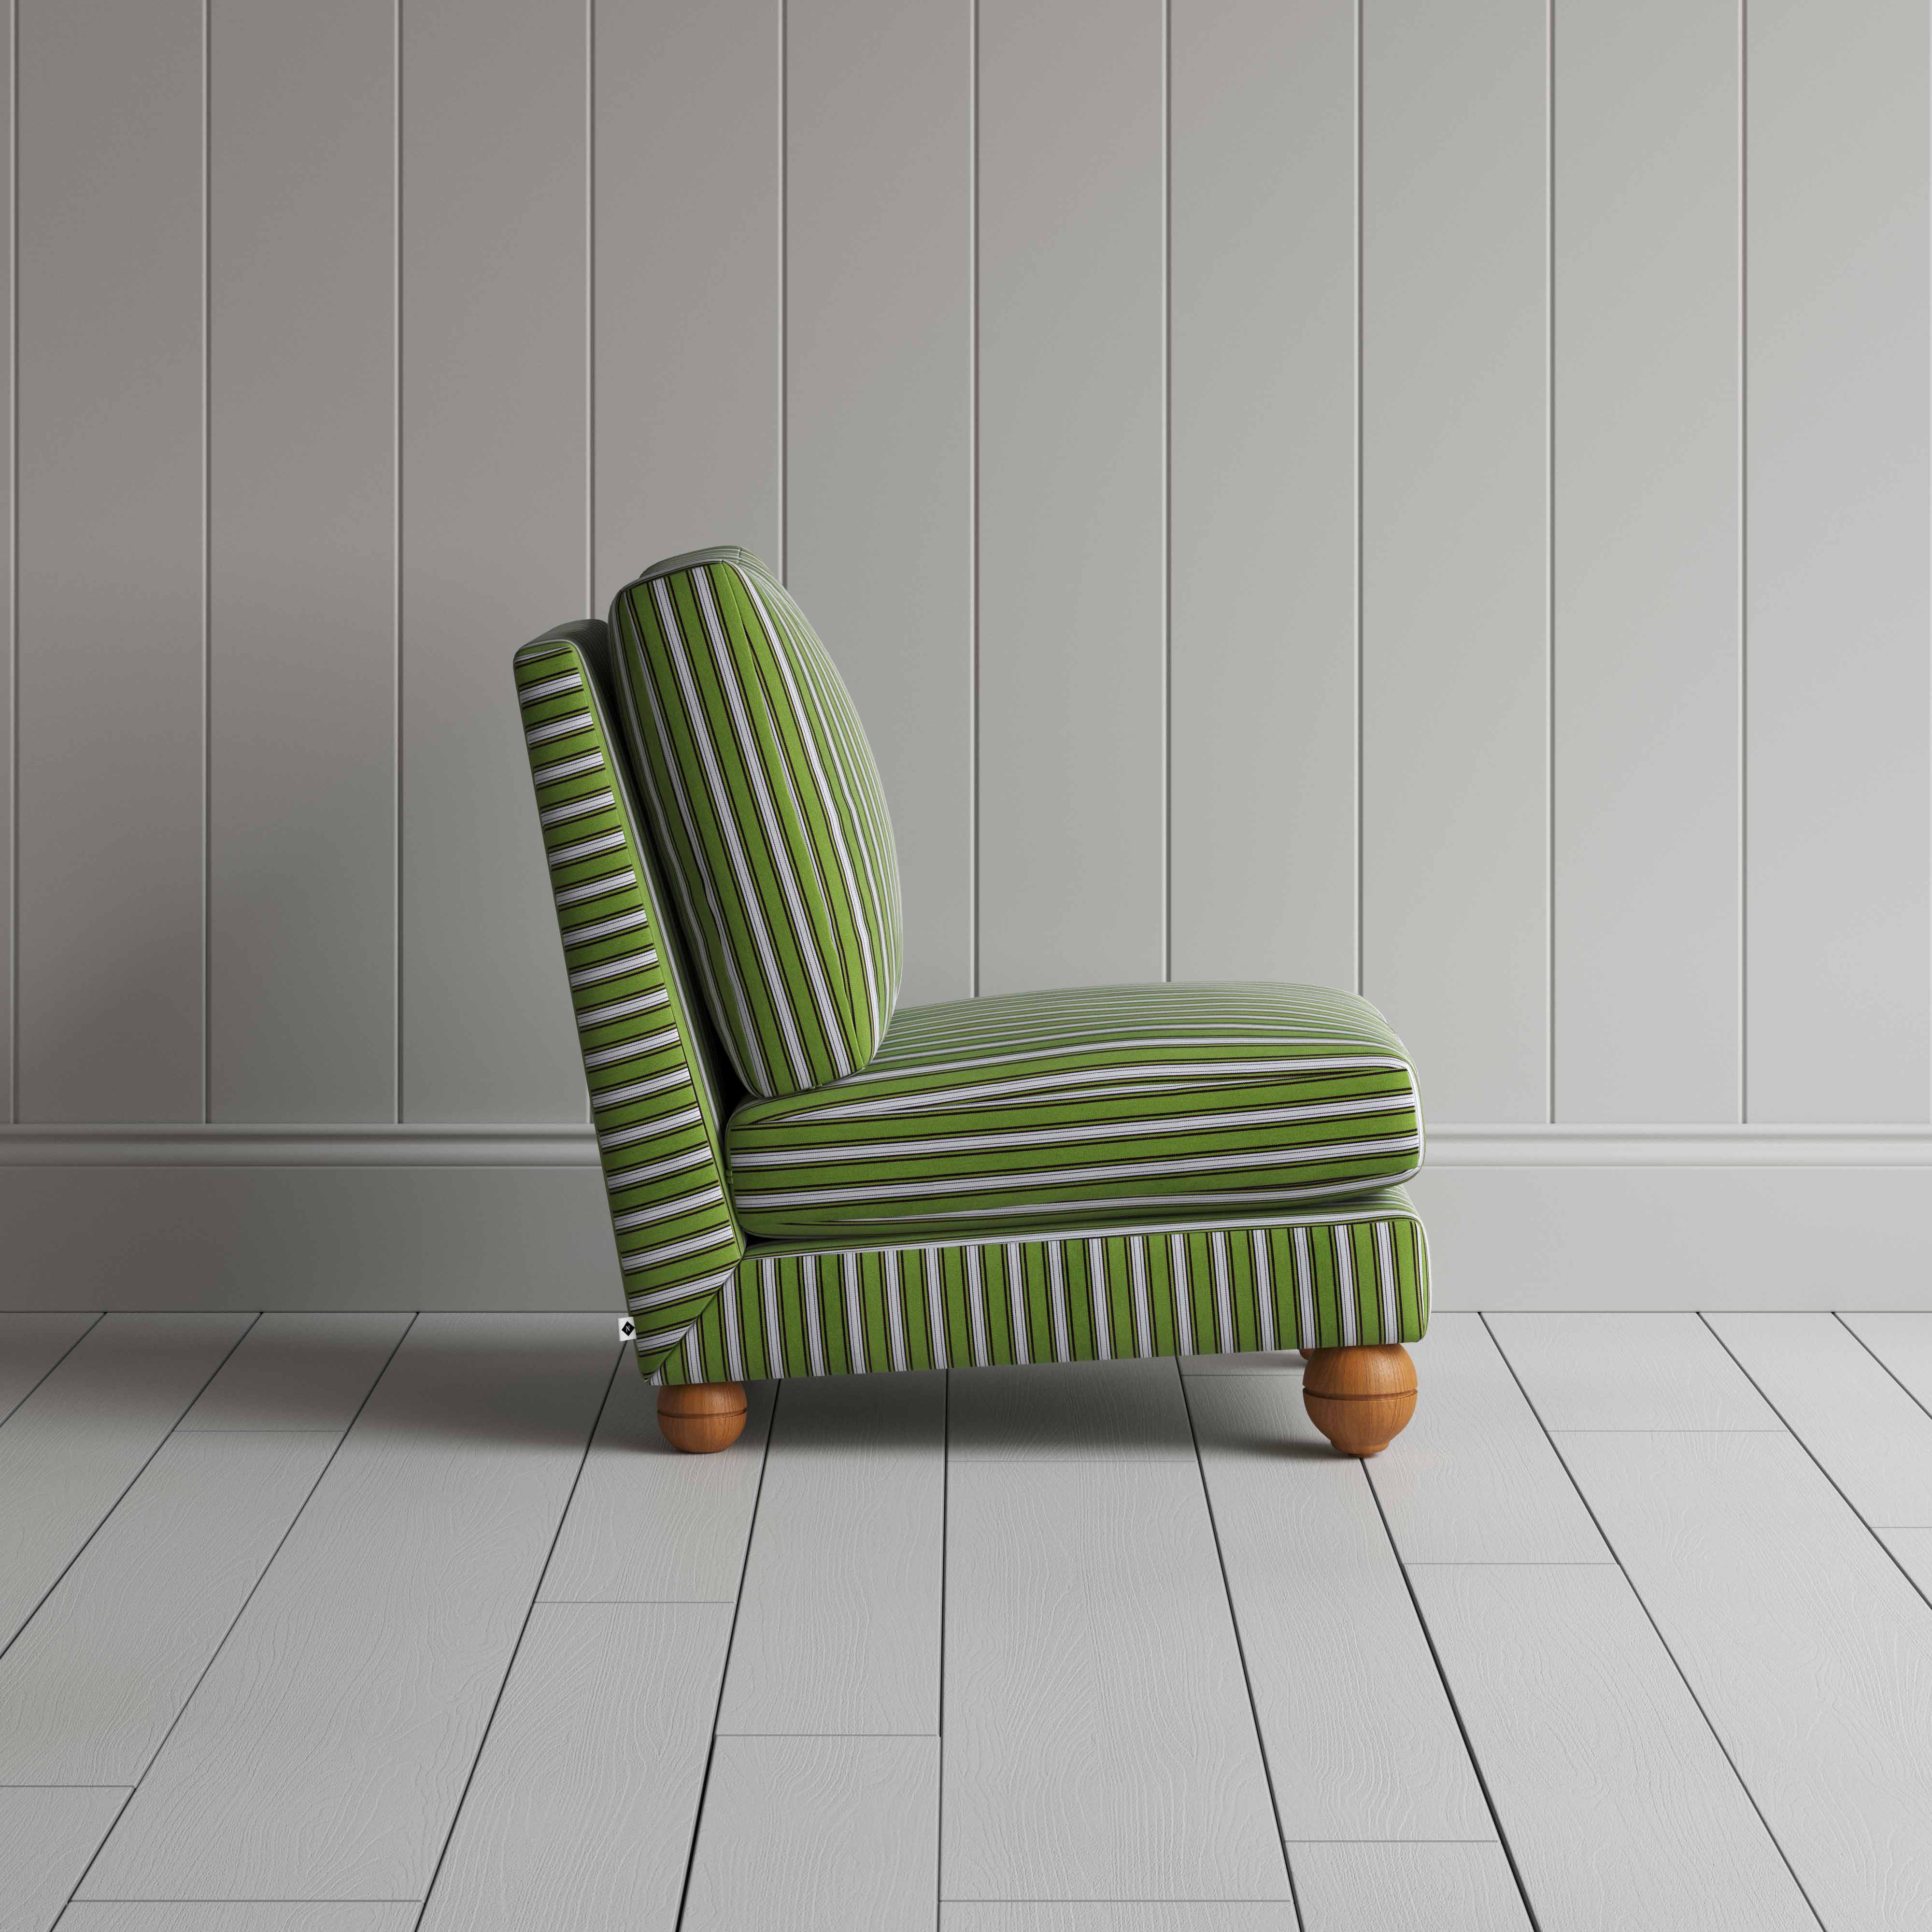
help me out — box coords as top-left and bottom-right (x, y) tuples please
(935, 1365), (949, 1931)
(407, 1336), (623, 1930)
(1480, 1310), (1830, 1932)
(668, 1372), (778, 1932)
(53, 1311), (417, 1916)
(1699, 1312), (1932, 1615)
(1362, 1449), (1546, 1932)
(1175, 1365), (1303, 1924)
(0, 1309), (104, 1427)
(1836, 1309), (1932, 1426)
(0, 1311), (263, 1674)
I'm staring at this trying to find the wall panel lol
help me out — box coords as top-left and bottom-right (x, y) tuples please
(399, 0), (587, 1122)
(1170, 0), (1357, 991)
(1361, 0), (1549, 1121)
(786, 0), (972, 1009)
(208, 0), (396, 1122)
(1552, 0), (1741, 1122)
(1746, 0), (1931, 1122)
(976, 0), (1165, 995)
(591, 0), (779, 611)
(15, 0), (205, 1122)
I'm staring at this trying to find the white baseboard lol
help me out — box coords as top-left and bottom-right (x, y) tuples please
(2, 1123), (1929, 1312)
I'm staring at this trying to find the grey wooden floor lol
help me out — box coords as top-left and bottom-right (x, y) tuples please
(5, 1311), (1932, 1930)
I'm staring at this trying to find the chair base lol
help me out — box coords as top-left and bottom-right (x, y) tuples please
(1302, 1344), (1418, 1457)
(658, 1380), (747, 1453)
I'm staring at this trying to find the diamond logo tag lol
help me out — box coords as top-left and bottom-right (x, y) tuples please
(618, 1316), (638, 1342)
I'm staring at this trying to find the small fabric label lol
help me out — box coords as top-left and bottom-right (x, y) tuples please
(618, 1316), (638, 1342)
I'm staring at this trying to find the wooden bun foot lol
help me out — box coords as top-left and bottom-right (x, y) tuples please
(1302, 1344), (1417, 1457)
(657, 1380), (747, 1454)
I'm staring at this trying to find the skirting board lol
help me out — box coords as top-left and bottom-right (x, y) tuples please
(0, 1126), (1929, 1312)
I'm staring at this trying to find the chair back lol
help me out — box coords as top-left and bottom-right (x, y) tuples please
(512, 619), (745, 1370)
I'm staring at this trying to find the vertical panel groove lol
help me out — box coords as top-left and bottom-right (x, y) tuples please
(969, 0), (980, 1002)
(1545, 0), (1555, 1127)
(200, 0), (211, 1127)
(778, 0), (786, 583)
(5, 0), (13, 1123)
(1738, 0), (1747, 1124)
(392, 0), (403, 1127)
(1354, 0), (1364, 1002)
(1160, 0), (1171, 987)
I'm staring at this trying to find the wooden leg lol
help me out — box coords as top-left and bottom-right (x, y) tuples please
(1302, 1344), (1417, 1457)
(657, 1380), (747, 1454)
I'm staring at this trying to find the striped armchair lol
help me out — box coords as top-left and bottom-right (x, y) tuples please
(513, 548), (1427, 1456)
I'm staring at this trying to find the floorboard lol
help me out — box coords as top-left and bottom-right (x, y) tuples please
(715, 1375), (944, 1736)
(1185, 1371), (1491, 1840)
(0, 1312), (99, 1423)
(1841, 1312), (1932, 1413)
(941, 1459), (1288, 1903)
(57, 1911), (416, 1931)
(948, 1358), (1194, 1459)
(1411, 1563), (1816, 1931)
(0, 1787), (125, 1932)
(415, 1602), (730, 1932)
(77, 1316), (616, 1905)
(0, 1431), (337, 1783)
(1708, 1311), (1932, 1527)
(1287, 1842), (1530, 1932)
(1487, 1312), (1782, 1429)
(942, 1911), (1295, 1930)
(174, 1314), (411, 1431)
(1368, 1314), (1606, 1563)
(539, 1371), (774, 1605)
(1885, 1526), (1932, 1601)
(1557, 1427), (1932, 1930)
(0, 1314), (255, 1648)
(681, 1735), (938, 1932)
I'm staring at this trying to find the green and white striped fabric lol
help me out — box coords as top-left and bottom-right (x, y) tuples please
(610, 546), (902, 1101)
(513, 623), (747, 1360)
(513, 604), (1431, 1395)
(652, 1188), (1428, 1385)
(725, 983), (1423, 1241)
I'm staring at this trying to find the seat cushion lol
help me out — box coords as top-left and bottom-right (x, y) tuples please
(724, 983), (1423, 1241)
(610, 546), (902, 1099)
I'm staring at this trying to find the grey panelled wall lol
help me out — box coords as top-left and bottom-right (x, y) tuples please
(4, 6), (1931, 1166)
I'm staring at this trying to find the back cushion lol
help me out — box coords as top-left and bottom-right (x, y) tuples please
(610, 547), (902, 1099)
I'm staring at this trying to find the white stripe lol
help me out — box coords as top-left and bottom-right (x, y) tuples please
(691, 568), (853, 1077)
(1087, 1238), (1111, 1360)
(519, 669), (583, 705)
(578, 986), (668, 1029)
(583, 1027), (681, 1070)
(539, 787), (613, 827)
(570, 948), (657, 989)
(526, 709), (591, 746)
(1291, 1226), (1317, 1347)
(1251, 1231), (1277, 1352)
(612, 592), (769, 1091)
(734, 1136), (1422, 1204)
(555, 867), (636, 909)
(591, 1066), (692, 1111)
(548, 827), (626, 868)
(1335, 1226), (1360, 1347)
(621, 1223), (739, 1271)
(652, 576), (811, 1088)
(1006, 1242), (1029, 1365)
(598, 1105), (703, 1152)
(607, 1145), (712, 1192)
(612, 1185), (725, 1231)
(532, 748), (605, 784)
(562, 907), (652, 948)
